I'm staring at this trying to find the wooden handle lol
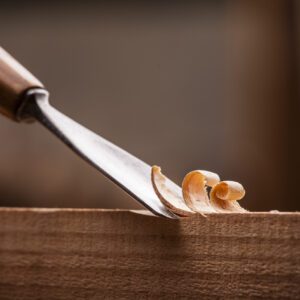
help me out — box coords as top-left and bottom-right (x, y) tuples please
(0, 47), (44, 121)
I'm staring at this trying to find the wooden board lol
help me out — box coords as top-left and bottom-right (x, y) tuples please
(0, 208), (299, 299)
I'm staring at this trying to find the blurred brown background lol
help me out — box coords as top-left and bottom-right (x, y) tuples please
(0, 0), (299, 211)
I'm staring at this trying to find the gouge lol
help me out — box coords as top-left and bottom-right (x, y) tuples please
(0, 47), (176, 218)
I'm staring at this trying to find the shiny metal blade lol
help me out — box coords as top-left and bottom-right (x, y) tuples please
(25, 89), (176, 219)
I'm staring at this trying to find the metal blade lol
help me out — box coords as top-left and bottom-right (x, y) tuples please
(26, 89), (176, 218)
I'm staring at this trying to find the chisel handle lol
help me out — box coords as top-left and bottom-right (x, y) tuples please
(0, 47), (44, 121)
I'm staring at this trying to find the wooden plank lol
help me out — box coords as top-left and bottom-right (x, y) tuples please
(0, 208), (299, 299)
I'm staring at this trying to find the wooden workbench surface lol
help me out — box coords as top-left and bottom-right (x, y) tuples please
(0, 208), (299, 299)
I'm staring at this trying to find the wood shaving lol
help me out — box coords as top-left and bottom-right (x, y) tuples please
(182, 171), (219, 214)
(210, 181), (246, 213)
(151, 166), (246, 217)
(151, 166), (194, 217)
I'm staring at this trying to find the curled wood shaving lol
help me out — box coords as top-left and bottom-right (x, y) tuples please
(210, 181), (247, 213)
(182, 171), (219, 213)
(151, 166), (194, 217)
(151, 166), (246, 217)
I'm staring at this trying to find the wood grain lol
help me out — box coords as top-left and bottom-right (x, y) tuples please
(0, 208), (299, 299)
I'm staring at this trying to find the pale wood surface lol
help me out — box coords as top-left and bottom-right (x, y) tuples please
(0, 208), (299, 299)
